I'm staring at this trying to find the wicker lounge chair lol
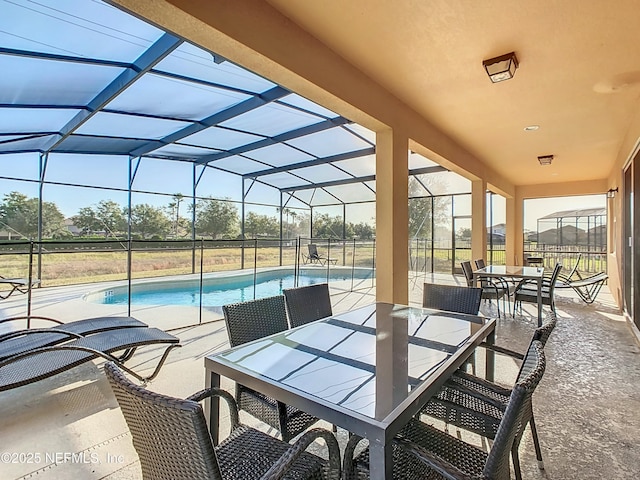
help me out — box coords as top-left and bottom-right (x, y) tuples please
(419, 313), (556, 480)
(0, 275), (40, 300)
(0, 326), (180, 391)
(0, 315), (146, 360)
(461, 260), (509, 318)
(343, 340), (546, 480)
(283, 283), (333, 328)
(222, 295), (319, 442)
(104, 362), (341, 480)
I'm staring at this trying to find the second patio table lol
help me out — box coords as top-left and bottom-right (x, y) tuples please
(204, 302), (496, 480)
(473, 264), (545, 326)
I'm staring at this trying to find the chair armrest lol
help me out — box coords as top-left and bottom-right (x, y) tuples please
(260, 428), (341, 480)
(477, 275), (511, 291)
(187, 387), (240, 431)
(393, 436), (475, 480)
(478, 341), (525, 360)
(450, 371), (512, 398)
(439, 381), (507, 411)
(0, 328), (83, 343)
(0, 315), (63, 326)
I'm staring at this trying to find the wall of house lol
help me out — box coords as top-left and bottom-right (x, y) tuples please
(606, 105), (640, 312)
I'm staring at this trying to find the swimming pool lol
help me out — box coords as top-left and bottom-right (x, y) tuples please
(86, 268), (374, 307)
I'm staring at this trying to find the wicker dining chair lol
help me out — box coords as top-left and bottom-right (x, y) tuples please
(422, 283), (482, 315)
(475, 258), (515, 295)
(222, 295), (319, 442)
(461, 260), (509, 318)
(283, 283), (333, 328)
(514, 263), (563, 315)
(343, 341), (546, 480)
(104, 362), (341, 480)
(419, 312), (557, 480)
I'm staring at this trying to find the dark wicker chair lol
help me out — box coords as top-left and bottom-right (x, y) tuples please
(461, 260), (509, 318)
(475, 258), (515, 292)
(514, 263), (562, 315)
(419, 312), (557, 480)
(222, 295), (319, 442)
(104, 362), (341, 480)
(422, 283), (482, 315)
(283, 283), (333, 328)
(343, 340), (546, 480)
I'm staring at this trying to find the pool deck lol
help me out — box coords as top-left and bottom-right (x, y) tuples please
(1, 271), (639, 479)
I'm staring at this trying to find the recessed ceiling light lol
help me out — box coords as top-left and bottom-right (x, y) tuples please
(524, 125), (539, 131)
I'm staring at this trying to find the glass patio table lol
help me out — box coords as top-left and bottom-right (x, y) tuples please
(473, 265), (545, 326)
(204, 302), (496, 480)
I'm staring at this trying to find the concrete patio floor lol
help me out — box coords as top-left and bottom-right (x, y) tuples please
(1, 273), (639, 479)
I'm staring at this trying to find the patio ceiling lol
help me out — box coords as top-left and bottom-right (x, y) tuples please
(260, 0), (640, 188)
(0, 0), (456, 207)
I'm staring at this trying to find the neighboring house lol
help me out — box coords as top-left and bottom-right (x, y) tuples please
(64, 218), (82, 236)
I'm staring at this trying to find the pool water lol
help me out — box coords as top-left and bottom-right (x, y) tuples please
(93, 268), (374, 307)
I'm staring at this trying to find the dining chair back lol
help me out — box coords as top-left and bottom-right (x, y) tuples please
(482, 340), (546, 479)
(345, 341), (546, 480)
(461, 260), (509, 317)
(460, 260), (475, 287)
(104, 362), (340, 480)
(515, 263), (563, 314)
(422, 283), (482, 315)
(283, 283), (333, 328)
(222, 295), (288, 347)
(222, 295), (319, 442)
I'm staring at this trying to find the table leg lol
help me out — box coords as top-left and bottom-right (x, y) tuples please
(485, 329), (495, 382)
(205, 369), (221, 445)
(368, 441), (393, 479)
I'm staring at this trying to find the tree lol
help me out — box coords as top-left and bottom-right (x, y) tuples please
(0, 191), (65, 239)
(353, 222), (375, 239)
(195, 197), (239, 239)
(98, 200), (127, 237)
(312, 213), (354, 239)
(244, 212), (279, 238)
(408, 176), (451, 238)
(129, 204), (171, 238)
(73, 200), (126, 237)
(73, 206), (102, 235)
(167, 193), (185, 237)
(41, 201), (68, 238)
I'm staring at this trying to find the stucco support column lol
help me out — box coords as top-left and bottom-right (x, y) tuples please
(471, 179), (487, 262)
(514, 190), (525, 264)
(505, 196), (518, 265)
(376, 129), (408, 304)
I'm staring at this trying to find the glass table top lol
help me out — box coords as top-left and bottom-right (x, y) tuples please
(211, 302), (489, 421)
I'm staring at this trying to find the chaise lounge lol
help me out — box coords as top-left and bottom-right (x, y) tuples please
(0, 317), (180, 392)
(0, 275), (40, 300)
(302, 244), (337, 266)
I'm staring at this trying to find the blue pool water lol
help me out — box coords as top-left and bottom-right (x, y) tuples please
(93, 268), (374, 307)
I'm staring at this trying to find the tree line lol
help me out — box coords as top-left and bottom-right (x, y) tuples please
(0, 192), (377, 240)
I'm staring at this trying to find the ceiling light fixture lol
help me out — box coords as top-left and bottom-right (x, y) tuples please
(483, 52), (519, 83)
(537, 155), (553, 166)
(607, 187), (618, 198)
(524, 125), (539, 131)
